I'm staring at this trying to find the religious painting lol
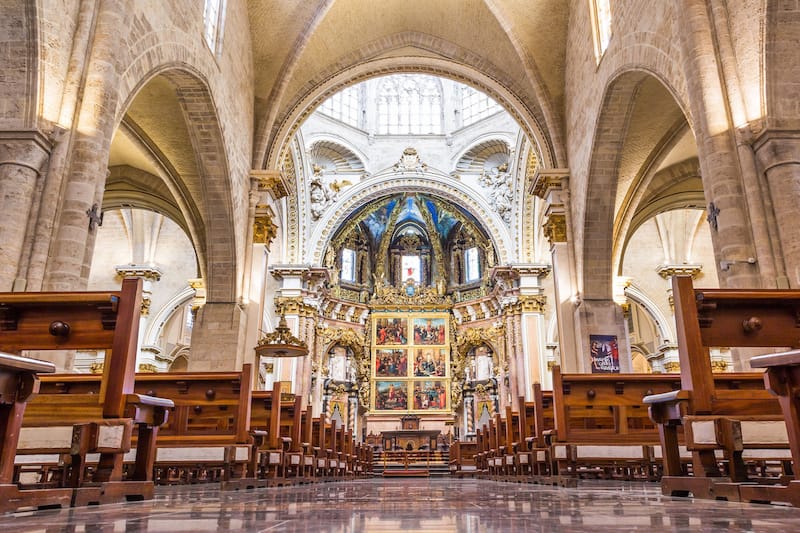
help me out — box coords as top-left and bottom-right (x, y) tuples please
(375, 349), (408, 377)
(374, 381), (408, 411)
(412, 380), (448, 410)
(328, 392), (348, 429)
(375, 317), (408, 345)
(413, 347), (447, 377)
(413, 317), (447, 345)
(590, 334), (620, 373)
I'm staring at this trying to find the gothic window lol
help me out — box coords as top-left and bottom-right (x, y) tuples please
(464, 247), (480, 282)
(341, 248), (356, 282)
(376, 75), (443, 135)
(590, 0), (612, 60)
(319, 85), (362, 129)
(401, 255), (422, 283)
(461, 86), (501, 127)
(203, 0), (225, 53)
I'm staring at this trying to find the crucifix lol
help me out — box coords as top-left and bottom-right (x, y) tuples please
(86, 203), (104, 232)
(706, 202), (719, 232)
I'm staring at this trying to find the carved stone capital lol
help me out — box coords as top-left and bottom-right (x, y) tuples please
(250, 169), (288, 199)
(275, 296), (318, 317)
(253, 206), (278, 250)
(656, 264), (703, 279)
(663, 361), (680, 373)
(518, 294), (547, 313)
(115, 264), (162, 281)
(529, 168), (569, 198)
(543, 214), (567, 244)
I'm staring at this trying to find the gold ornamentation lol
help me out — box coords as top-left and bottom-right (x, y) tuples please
(543, 214), (567, 244)
(711, 360), (729, 372)
(529, 168), (568, 198)
(255, 315), (309, 358)
(657, 264), (703, 279)
(138, 363), (157, 373)
(663, 361), (680, 373)
(115, 265), (162, 281)
(250, 169), (288, 199)
(546, 360), (557, 371)
(264, 363), (274, 373)
(274, 296), (317, 317)
(140, 297), (151, 317)
(253, 208), (278, 250)
(90, 362), (104, 374)
(369, 283), (452, 310)
(517, 295), (547, 314)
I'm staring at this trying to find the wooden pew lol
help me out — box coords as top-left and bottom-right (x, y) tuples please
(644, 276), (788, 501)
(0, 278), (172, 511)
(0, 352), (64, 510)
(34, 366), (255, 490)
(518, 386), (555, 478)
(250, 382), (290, 484)
(448, 440), (478, 477)
(742, 349), (800, 505)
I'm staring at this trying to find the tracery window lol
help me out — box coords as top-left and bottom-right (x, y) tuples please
(319, 85), (362, 129)
(461, 86), (501, 127)
(376, 75), (443, 135)
(590, 0), (612, 60)
(464, 247), (480, 282)
(203, 0), (225, 53)
(341, 248), (356, 282)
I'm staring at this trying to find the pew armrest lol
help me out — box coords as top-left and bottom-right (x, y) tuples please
(124, 393), (174, 426)
(643, 389), (689, 424)
(750, 349), (800, 369)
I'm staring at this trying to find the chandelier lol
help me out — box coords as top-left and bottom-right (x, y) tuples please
(254, 314), (309, 358)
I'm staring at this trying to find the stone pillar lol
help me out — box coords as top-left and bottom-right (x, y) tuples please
(753, 134), (800, 287)
(0, 132), (51, 291)
(515, 265), (550, 395)
(270, 265), (314, 396)
(44, 2), (125, 290)
(115, 265), (162, 372)
(531, 170), (580, 371)
(678, 0), (760, 288)
(656, 265), (703, 373)
(573, 299), (630, 373)
(188, 302), (247, 371)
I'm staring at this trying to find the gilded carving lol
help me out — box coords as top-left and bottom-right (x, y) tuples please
(543, 214), (567, 244)
(253, 209), (278, 250)
(657, 264), (703, 279)
(711, 360), (728, 372)
(138, 363), (157, 373)
(663, 361), (680, 373)
(251, 169), (288, 199)
(369, 282), (452, 311)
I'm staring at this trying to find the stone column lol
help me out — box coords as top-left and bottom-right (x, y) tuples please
(115, 265), (162, 372)
(677, 0), (760, 288)
(270, 265), (312, 395)
(515, 265), (550, 395)
(44, 2), (125, 290)
(656, 265), (703, 373)
(188, 302), (247, 371)
(0, 132), (51, 291)
(531, 170), (581, 371)
(753, 134), (800, 287)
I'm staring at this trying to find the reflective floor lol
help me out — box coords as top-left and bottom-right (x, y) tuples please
(2, 478), (800, 532)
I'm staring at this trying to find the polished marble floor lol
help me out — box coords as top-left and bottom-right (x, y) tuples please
(1, 478), (800, 532)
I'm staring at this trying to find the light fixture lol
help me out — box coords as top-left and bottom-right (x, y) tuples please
(254, 314), (309, 358)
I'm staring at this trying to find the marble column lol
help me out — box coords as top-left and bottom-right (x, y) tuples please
(0, 132), (51, 291)
(515, 265), (551, 396)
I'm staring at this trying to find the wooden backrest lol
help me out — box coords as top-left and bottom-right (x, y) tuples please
(672, 275), (791, 415)
(0, 277), (143, 418)
(33, 365), (253, 443)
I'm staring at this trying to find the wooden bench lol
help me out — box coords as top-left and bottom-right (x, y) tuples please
(740, 349), (800, 505)
(35, 365), (256, 490)
(448, 441), (478, 477)
(644, 276), (787, 501)
(518, 387), (554, 478)
(0, 278), (173, 511)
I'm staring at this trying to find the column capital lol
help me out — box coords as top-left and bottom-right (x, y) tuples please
(0, 129), (52, 172)
(656, 264), (703, 279)
(253, 205), (278, 250)
(115, 264), (163, 281)
(543, 214), (567, 245)
(250, 169), (289, 199)
(529, 168), (569, 199)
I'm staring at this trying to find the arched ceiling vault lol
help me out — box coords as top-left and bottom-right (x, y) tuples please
(249, 0), (570, 173)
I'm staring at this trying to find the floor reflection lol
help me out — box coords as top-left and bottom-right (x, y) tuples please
(1, 479), (799, 532)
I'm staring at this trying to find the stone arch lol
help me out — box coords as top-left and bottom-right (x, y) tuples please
(111, 66), (237, 303)
(308, 175), (514, 267)
(258, 33), (562, 172)
(582, 69), (689, 299)
(765, 0), (800, 126)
